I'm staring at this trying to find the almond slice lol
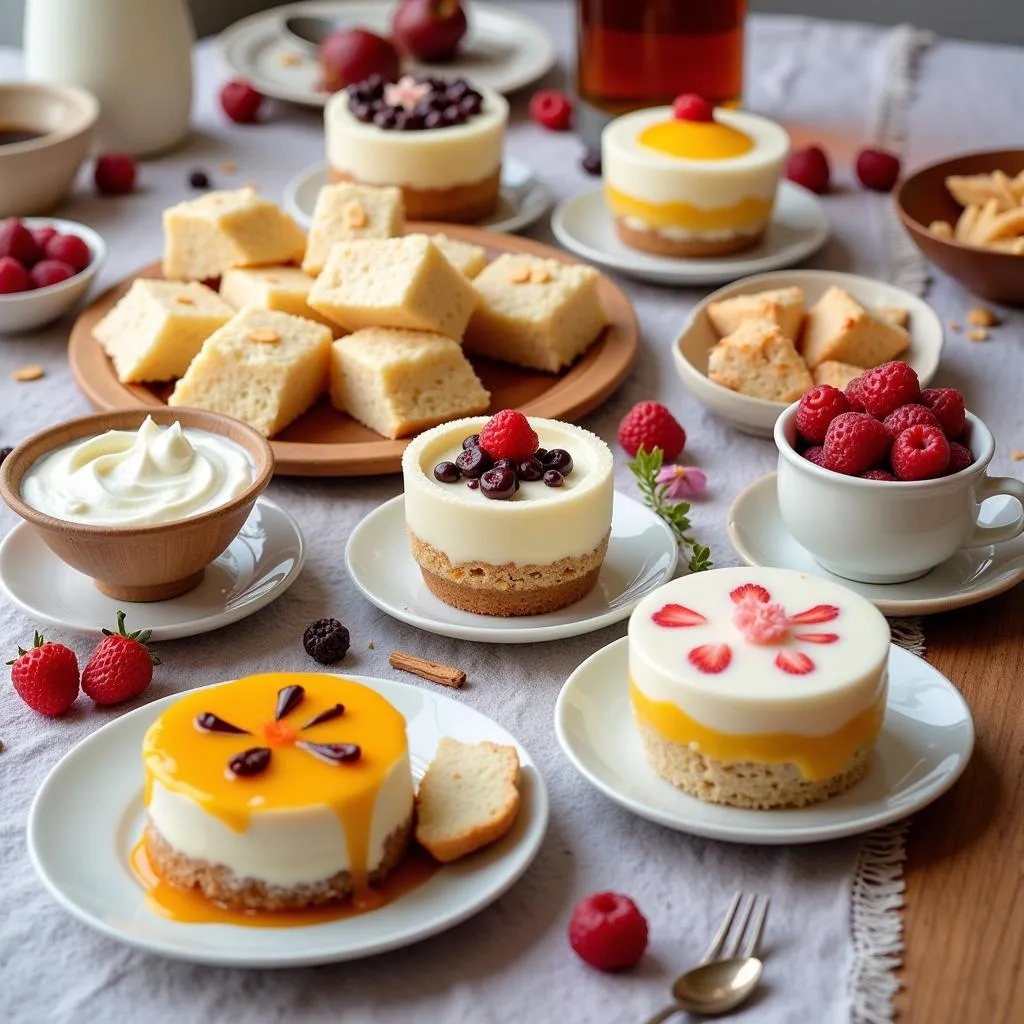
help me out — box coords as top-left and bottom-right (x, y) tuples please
(12, 365), (44, 382)
(175, 294), (195, 305)
(344, 201), (368, 229)
(248, 328), (280, 344)
(529, 266), (551, 284)
(967, 306), (999, 328)
(966, 328), (989, 342)
(507, 265), (531, 284)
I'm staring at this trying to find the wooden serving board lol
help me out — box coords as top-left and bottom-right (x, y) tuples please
(68, 224), (640, 477)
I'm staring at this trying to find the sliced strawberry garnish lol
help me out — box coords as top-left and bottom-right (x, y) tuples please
(651, 604), (707, 628)
(688, 644), (732, 674)
(794, 632), (839, 644)
(788, 604), (839, 625)
(729, 584), (771, 605)
(775, 650), (815, 675)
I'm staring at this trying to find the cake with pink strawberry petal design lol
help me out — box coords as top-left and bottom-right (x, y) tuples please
(628, 567), (890, 809)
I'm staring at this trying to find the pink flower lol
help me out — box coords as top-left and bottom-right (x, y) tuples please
(656, 464), (707, 500)
(732, 593), (789, 644)
(384, 75), (431, 110)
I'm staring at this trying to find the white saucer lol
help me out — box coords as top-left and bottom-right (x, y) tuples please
(284, 157), (552, 236)
(27, 673), (548, 967)
(727, 473), (1024, 616)
(219, 1), (557, 107)
(555, 637), (973, 844)
(0, 497), (305, 640)
(550, 181), (830, 287)
(344, 491), (679, 643)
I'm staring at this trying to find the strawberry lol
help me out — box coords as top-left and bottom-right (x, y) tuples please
(788, 604), (839, 625)
(729, 583), (770, 604)
(651, 603), (706, 627)
(688, 643), (732, 674)
(8, 632), (79, 716)
(81, 610), (159, 706)
(617, 401), (686, 462)
(776, 650), (815, 675)
(793, 632), (839, 644)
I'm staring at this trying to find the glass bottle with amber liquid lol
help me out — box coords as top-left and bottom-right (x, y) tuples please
(575, 0), (746, 146)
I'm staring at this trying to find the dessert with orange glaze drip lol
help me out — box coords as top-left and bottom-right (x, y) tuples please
(628, 567), (890, 808)
(602, 102), (789, 258)
(141, 672), (415, 910)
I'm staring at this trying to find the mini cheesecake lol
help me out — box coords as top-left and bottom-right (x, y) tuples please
(142, 672), (414, 910)
(602, 105), (789, 258)
(326, 75), (508, 223)
(629, 567), (889, 809)
(402, 413), (614, 616)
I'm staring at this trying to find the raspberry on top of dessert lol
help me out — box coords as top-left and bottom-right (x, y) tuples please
(628, 567), (890, 809)
(601, 99), (789, 258)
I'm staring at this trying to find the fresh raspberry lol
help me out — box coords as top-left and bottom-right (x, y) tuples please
(0, 256), (31, 294)
(947, 441), (974, 474)
(529, 89), (573, 131)
(0, 218), (43, 265)
(860, 468), (897, 481)
(30, 259), (78, 289)
(617, 401), (686, 462)
(568, 892), (648, 972)
(919, 388), (966, 438)
(94, 152), (137, 195)
(44, 233), (91, 271)
(221, 79), (264, 124)
(881, 403), (938, 438)
(802, 445), (827, 467)
(81, 610), (159, 705)
(8, 631), (79, 716)
(31, 225), (57, 251)
(855, 361), (921, 418)
(855, 147), (901, 192)
(891, 424), (950, 481)
(795, 385), (852, 443)
(303, 617), (351, 664)
(672, 93), (714, 122)
(785, 145), (831, 194)
(478, 410), (540, 462)
(844, 376), (867, 412)
(823, 412), (890, 476)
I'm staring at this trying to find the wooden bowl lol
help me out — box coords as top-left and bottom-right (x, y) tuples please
(896, 149), (1024, 305)
(0, 409), (274, 602)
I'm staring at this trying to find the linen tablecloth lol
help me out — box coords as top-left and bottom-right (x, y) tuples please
(1, 6), (1021, 1023)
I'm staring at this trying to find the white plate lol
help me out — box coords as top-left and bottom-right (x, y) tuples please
(726, 472), (1024, 616)
(344, 491), (679, 643)
(0, 497), (305, 640)
(218, 1), (557, 106)
(284, 157), (552, 236)
(672, 269), (945, 438)
(555, 636), (973, 844)
(550, 182), (830, 287)
(27, 673), (548, 967)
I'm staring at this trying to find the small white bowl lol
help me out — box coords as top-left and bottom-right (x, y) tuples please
(672, 269), (944, 437)
(0, 217), (106, 335)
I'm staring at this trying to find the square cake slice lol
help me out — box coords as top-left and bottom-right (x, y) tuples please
(800, 286), (909, 369)
(301, 182), (404, 276)
(419, 233), (488, 279)
(463, 254), (609, 373)
(707, 318), (813, 403)
(812, 360), (864, 390)
(706, 287), (805, 342)
(163, 188), (307, 281)
(169, 307), (331, 437)
(329, 327), (490, 439)
(220, 266), (338, 332)
(93, 279), (235, 383)
(309, 235), (477, 339)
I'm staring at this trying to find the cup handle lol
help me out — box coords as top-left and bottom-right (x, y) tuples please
(965, 475), (1024, 547)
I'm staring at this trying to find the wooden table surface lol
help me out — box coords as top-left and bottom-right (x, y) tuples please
(897, 584), (1024, 1023)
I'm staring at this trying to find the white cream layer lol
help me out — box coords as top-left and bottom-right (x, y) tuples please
(629, 567), (890, 736)
(402, 416), (614, 567)
(602, 106), (789, 209)
(146, 754), (414, 888)
(325, 84), (508, 191)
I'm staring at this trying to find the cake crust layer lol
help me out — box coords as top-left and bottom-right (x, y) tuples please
(613, 217), (764, 257)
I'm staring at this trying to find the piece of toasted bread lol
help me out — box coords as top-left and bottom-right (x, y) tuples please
(707, 318), (813, 403)
(415, 738), (521, 863)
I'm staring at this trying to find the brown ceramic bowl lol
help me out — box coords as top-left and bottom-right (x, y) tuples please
(896, 149), (1024, 305)
(0, 409), (274, 602)
(0, 83), (99, 218)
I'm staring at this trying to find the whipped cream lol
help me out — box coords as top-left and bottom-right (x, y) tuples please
(21, 416), (253, 526)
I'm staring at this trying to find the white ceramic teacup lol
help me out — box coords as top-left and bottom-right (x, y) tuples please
(774, 404), (1024, 584)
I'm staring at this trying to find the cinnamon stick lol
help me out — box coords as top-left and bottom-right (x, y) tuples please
(389, 651), (466, 688)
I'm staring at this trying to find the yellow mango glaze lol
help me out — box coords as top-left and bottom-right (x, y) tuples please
(142, 672), (408, 893)
(638, 119), (754, 161)
(604, 186), (774, 233)
(629, 679), (886, 782)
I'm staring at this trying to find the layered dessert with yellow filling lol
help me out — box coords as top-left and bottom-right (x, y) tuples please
(629, 567), (889, 808)
(602, 105), (789, 258)
(142, 672), (414, 910)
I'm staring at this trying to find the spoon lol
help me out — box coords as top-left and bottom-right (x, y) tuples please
(282, 14), (346, 52)
(643, 957), (763, 1023)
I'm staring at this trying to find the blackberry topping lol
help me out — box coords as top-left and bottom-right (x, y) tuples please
(188, 169), (210, 189)
(434, 460), (461, 483)
(543, 448), (574, 476)
(462, 433), (481, 450)
(467, 478), (480, 489)
(581, 151), (602, 176)
(543, 469), (565, 487)
(347, 75), (484, 131)
(479, 466), (517, 500)
(493, 458), (518, 473)
(534, 447), (548, 462)
(456, 445), (492, 478)
(303, 617), (351, 665)
(517, 457), (543, 482)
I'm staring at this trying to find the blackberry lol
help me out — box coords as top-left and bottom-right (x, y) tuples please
(303, 618), (351, 665)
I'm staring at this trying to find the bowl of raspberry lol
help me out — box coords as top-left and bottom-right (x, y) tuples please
(774, 361), (1024, 584)
(0, 217), (106, 334)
